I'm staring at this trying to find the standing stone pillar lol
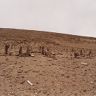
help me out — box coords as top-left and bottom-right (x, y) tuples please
(5, 44), (10, 55)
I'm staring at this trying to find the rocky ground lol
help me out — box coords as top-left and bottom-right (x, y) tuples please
(0, 54), (96, 96)
(0, 28), (96, 96)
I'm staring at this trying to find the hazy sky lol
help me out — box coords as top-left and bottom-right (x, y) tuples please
(0, 0), (96, 37)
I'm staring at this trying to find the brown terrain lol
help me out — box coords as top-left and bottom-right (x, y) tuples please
(0, 28), (96, 96)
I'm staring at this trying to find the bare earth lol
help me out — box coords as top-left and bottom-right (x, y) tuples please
(0, 28), (96, 96)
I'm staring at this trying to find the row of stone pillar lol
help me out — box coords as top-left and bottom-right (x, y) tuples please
(4, 44), (31, 56)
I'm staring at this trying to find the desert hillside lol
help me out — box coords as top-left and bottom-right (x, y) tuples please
(0, 28), (96, 96)
(0, 28), (96, 58)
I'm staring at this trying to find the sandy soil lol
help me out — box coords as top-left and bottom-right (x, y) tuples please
(0, 28), (96, 96)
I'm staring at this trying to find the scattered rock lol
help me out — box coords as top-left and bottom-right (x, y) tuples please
(81, 62), (88, 65)
(27, 80), (33, 86)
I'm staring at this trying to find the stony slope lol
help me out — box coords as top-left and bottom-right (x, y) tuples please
(0, 28), (96, 96)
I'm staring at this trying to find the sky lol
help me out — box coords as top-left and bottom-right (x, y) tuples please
(0, 0), (96, 37)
